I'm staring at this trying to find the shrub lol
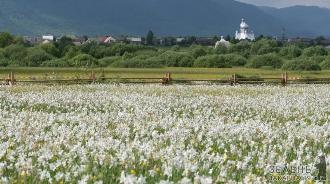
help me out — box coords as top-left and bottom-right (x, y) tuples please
(39, 43), (60, 57)
(279, 45), (302, 59)
(0, 32), (14, 48)
(69, 54), (98, 67)
(320, 57), (330, 70)
(223, 54), (247, 66)
(98, 56), (122, 67)
(193, 55), (231, 68)
(3, 44), (28, 61)
(157, 51), (194, 67)
(0, 58), (9, 67)
(25, 48), (54, 67)
(282, 58), (321, 71)
(246, 53), (283, 68)
(191, 46), (207, 58)
(302, 46), (327, 57)
(41, 59), (70, 67)
(111, 57), (163, 68)
(250, 38), (279, 55)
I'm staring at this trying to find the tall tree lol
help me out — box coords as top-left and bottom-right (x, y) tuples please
(146, 30), (154, 45)
(0, 32), (14, 48)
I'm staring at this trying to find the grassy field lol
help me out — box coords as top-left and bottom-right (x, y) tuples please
(1, 67), (330, 80)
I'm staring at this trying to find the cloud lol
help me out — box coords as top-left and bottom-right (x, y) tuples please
(236, 0), (330, 8)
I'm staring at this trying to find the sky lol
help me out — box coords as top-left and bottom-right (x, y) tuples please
(236, 0), (330, 8)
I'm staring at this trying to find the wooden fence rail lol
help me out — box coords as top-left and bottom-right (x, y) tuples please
(2, 72), (330, 86)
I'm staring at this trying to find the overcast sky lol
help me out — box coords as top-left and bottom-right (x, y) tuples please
(236, 0), (330, 8)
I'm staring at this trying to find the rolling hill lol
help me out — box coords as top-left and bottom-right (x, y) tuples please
(0, 0), (329, 37)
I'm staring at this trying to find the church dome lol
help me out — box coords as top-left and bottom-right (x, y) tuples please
(240, 19), (249, 29)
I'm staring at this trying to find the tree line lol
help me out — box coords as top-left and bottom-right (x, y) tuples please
(0, 32), (330, 71)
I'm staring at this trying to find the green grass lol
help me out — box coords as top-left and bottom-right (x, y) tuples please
(0, 67), (330, 80)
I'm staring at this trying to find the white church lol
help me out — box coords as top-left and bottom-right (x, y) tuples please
(235, 18), (255, 41)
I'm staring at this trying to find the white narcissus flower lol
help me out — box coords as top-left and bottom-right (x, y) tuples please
(0, 84), (328, 183)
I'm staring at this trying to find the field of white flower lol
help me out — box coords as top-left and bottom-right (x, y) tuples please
(0, 84), (329, 184)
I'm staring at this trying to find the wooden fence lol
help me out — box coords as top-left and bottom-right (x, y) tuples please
(1, 71), (330, 86)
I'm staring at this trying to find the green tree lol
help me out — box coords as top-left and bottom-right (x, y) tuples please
(146, 30), (154, 45)
(25, 48), (54, 66)
(246, 53), (283, 69)
(55, 36), (74, 56)
(279, 45), (302, 59)
(0, 32), (14, 48)
(302, 46), (327, 57)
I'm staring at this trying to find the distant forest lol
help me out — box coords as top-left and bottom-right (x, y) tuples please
(0, 32), (330, 71)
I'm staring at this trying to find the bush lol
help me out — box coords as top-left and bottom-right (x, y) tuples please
(0, 58), (9, 67)
(41, 59), (70, 67)
(228, 41), (251, 57)
(250, 38), (279, 55)
(279, 45), (302, 59)
(25, 48), (54, 67)
(3, 44), (28, 61)
(193, 55), (231, 68)
(320, 57), (330, 70)
(69, 54), (98, 67)
(157, 51), (194, 67)
(246, 53), (283, 68)
(39, 43), (60, 57)
(222, 54), (247, 66)
(302, 46), (327, 57)
(111, 57), (163, 68)
(98, 56), (122, 67)
(282, 58), (321, 71)
(191, 46), (207, 58)
(0, 32), (14, 48)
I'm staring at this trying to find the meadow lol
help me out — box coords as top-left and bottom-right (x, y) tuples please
(0, 84), (329, 183)
(1, 67), (330, 81)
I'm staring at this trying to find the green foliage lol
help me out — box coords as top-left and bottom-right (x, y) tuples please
(282, 58), (321, 71)
(228, 41), (251, 57)
(246, 53), (283, 69)
(320, 57), (330, 70)
(25, 48), (54, 67)
(39, 43), (60, 57)
(302, 46), (327, 57)
(0, 58), (9, 67)
(0, 32), (14, 48)
(157, 51), (194, 67)
(146, 30), (154, 45)
(193, 55), (231, 68)
(0, 34), (328, 71)
(99, 56), (122, 67)
(41, 59), (70, 67)
(69, 54), (98, 67)
(250, 38), (279, 55)
(191, 46), (207, 58)
(279, 45), (302, 59)
(223, 54), (247, 66)
(111, 55), (163, 68)
(3, 44), (28, 61)
(55, 36), (74, 56)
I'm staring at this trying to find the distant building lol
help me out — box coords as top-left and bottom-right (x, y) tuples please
(235, 18), (255, 41)
(195, 37), (214, 46)
(215, 36), (230, 48)
(23, 36), (42, 45)
(42, 35), (55, 41)
(126, 37), (142, 44)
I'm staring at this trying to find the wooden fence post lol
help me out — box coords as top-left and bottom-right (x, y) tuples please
(100, 69), (105, 81)
(8, 72), (15, 86)
(90, 71), (96, 83)
(230, 74), (236, 85)
(233, 73), (237, 85)
(281, 72), (288, 86)
(162, 72), (172, 85)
